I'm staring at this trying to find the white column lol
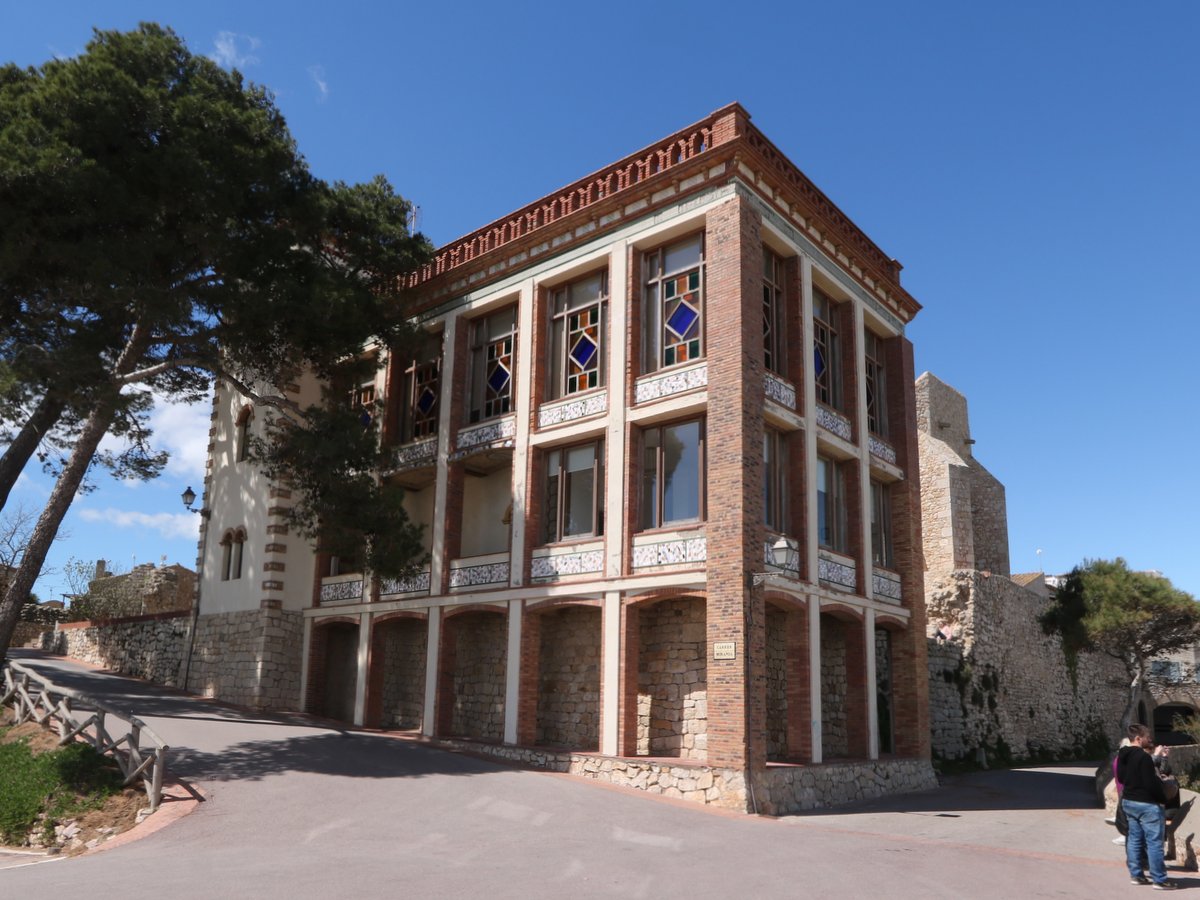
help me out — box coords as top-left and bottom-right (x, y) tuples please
(601, 590), (622, 756)
(865, 607), (879, 760)
(298, 616), (313, 712)
(422, 608), (441, 737)
(509, 278), (536, 586)
(430, 317), (458, 594)
(808, 595), (823, 764)
(802, 256), (823, 764)
(605, 242), (629, 579)
(503, 599), (523, 744)
(353, 611), (370, 726)
(853, 300), (873, 599)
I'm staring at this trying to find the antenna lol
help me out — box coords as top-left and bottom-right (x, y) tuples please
(407, 204), (422, 235)
(1036, 548), (1044, 573)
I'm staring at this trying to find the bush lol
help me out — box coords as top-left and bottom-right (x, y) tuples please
(0, 730), (123, 844)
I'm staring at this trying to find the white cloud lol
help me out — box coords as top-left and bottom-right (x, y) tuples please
(212, 31), (262, 69)
(78, 507), (199, 541)
(308, 65), (329, 102)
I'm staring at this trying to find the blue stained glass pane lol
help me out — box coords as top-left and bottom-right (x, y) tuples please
(487, 365), (510, 394)
(814, 347), (826, 378)
(666, 303), (698, 339)
(570, 334), (597, 368)
(416, 387), (436, 413)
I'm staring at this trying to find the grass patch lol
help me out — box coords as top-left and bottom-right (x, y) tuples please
(0, 721), (124, 846)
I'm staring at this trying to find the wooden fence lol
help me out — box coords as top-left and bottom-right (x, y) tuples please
(1, 659), (169, 810)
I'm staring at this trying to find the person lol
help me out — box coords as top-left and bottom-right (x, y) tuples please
(1118, 724), (1176, 890)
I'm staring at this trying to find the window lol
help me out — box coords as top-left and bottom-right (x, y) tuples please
(643, 235), (704, 372)
(220, 529), (245, 581)
(399, 333), (441, 442)
(234, 407), (252, 463)
(763, 249), (785, 376)
(641, 419), (705, 529)
(543, 440), (604, 542)
(763, 429), (788, 532)
(469, 306), (517, 423)
(348, 379), (376, 428)
(813, 288), (842, 409)
(549, 271), (607, 398)
(816, 456), (847, 551)
(871, 480), (894, 569)
(865, 330), (888, 437)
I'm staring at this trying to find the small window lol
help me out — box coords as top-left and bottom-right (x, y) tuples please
(871, 480), (894, 569)
(469, 305), (517, 423)
(235, 407), (252, 463)
(865, 331), (888, 437)
(813, 288), (842, 410)
(763, 249), (786, 376)
(549, 271), (607, 398)
(817, 456), (847, 552)
(543, 440), (605, 542)
(349, 379), (376, 428)
(763, 429), (788, 532)
(643, 235), (704, 373)
(640, 419), (705, 529)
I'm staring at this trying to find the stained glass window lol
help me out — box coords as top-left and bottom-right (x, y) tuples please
(865, 330), (888, 437)
(763, 249), (785, 376)
(550, 271), (607, 398)
(643, 236), (704, 373)
(813, 288), (841, 410)
(469, 306), (517, 423)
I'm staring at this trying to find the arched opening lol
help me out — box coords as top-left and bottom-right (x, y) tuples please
(635, 596), (707, 760)
(820, 609), (868, 759)
(764, 599), (810, 762)
(1154, 703), (1196, 745)
(309, 621), (359, 724)
(367, 616), (426, 730)
(438, 609), (507, 741)
(534, 606), (601, 750)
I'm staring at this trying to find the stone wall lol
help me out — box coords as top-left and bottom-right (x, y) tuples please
(45, 612), (189, 686)
(450, 613), (506, 741)
(820, 616), (848, 757)
(637, 598), (707, 759)
(764, 608), (788, 759)
(377, 618), (426, 729)
(186, 608), (303, 710)
(754, 758), (938, 814)
(536, 607), (600, 749)
(926, 570), (1126, 763)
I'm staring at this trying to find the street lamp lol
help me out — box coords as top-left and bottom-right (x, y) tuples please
(181, 486), (196, 511)
(751, 536), (797, 586)
(180, 485), (209, 689)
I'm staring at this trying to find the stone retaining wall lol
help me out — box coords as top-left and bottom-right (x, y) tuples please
(449, 613), (506, 741)
(637, 598), (707, 759)
(536, 606), (600, 749)
(42, 612), (189, 687)
(431, 737), (936, 813)
(377, 618), (426, 729)
(185, 608), (303, 710)
(926, 570), (1127, 763)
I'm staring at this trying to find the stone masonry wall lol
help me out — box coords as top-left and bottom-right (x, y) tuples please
(536, 607), (601, 749)
(764, 608), (788, 760)
(926, 570), (1126, 763)
(637, 598), (707, 760)
(186, 608), (303, 710)
(450, 613), (506, 741)
(46, 612), (189, 687)
(820, 617), (848, 758)
(378, 619), (426, 729)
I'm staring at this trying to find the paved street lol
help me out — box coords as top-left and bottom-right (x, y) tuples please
(2, 651), (1187, 897)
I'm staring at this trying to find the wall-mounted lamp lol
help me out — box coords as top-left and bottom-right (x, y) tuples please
(181, 486), (210, 518)
(751, 536), (797, 586)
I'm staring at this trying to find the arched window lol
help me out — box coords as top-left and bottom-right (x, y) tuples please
(235, 407), (253, 463)
(220, 528), (247, 581)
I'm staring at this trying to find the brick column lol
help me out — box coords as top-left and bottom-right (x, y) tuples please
(365, 619), (386, 728)
(884, 335), (930, 758)
(421, 607), (441, 737)
(435, 614), (458, 737)
(843, 616), (869, 758)
(704, 195), (765, 775)
(438, 322), (471, 594)
(516, 605), (540, 746)
(618, 602), (641, 756)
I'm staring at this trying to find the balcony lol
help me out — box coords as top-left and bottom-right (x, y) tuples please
(448, 552), (511, 591)
(817, 549), (856, 593)
(380, 568), (432, 599)
(530, 540), (605, 582)
(872, 568), (902, 602)
(631, 528), (706, 571)
(319, 573), (364, 605)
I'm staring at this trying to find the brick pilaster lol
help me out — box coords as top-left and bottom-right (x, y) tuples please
(785, 606), (812, 761)
(517, 610), (542, 745)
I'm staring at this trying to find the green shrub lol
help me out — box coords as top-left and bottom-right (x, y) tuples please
(0, 730), (123, 844)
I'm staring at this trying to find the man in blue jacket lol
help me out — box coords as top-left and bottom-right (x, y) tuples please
(1118, 723), (1175, 889)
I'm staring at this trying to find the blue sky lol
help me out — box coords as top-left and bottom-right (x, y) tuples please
(3, 1), (1198, 600)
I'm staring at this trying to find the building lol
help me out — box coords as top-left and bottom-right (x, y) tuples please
(191, 104), (935, 811)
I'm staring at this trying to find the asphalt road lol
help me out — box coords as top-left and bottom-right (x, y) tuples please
(1, 652), (1183, 898)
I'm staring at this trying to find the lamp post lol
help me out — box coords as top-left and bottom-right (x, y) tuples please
(180, 486), (209, 689)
